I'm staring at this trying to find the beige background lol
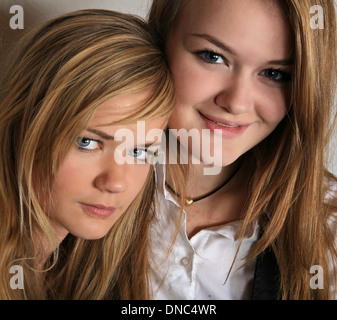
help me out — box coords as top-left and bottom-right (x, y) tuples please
(0, 0), (151, 74)
(0, 0), (336, 174)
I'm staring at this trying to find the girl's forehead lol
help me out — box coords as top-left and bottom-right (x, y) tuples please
(171, 0), (293, 65)
(86, 90), (167, 139)
(175, 0), (290, 34)
(90, 90), (151, 125)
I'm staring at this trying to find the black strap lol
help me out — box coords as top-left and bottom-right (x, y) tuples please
(251, 246), (281, 300)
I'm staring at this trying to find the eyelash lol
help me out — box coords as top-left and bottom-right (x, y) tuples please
(260, 69), (292, 83)
(76, 137), (101, 152)
(195, 49), (226, 65)
(128, 148), (157, 163)
(194, 49), (292, 83)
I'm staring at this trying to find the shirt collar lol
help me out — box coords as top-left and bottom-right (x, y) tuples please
(204, 220), (259, 241)
(155, 162), (180, 206)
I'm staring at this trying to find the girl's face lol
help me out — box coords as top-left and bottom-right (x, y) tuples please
(46, 90), (166, 240)
(166, 0), (293, 166)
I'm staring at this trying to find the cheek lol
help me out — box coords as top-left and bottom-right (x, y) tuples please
(123, 165), (151, 205)
(168, 104), (201, 134)
(55, 164), (83, 190)
(168, 67), (215, 131)
(51, 156), (91, 202)
(170, 54), (215, 107)
(168, 107), (183, 130)
(257, 92), (288, 126)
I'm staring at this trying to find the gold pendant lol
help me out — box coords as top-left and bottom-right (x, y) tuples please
(185, 199), (194, 206)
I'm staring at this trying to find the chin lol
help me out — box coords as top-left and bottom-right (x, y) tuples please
(70, 226), (111, 241)
(201, 153), (241, 168)
(78, 234), (107, 240)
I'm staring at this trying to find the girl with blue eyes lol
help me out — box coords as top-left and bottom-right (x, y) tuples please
(148, 0), (337, 300)
(0, 10), (174, 299)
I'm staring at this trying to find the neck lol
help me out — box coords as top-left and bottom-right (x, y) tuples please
(166, 133), (242, 197)
(183, 160), (247, 239)
(184, 161), (241, 199)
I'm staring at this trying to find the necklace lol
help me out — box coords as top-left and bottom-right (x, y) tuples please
(165, 162), (242, 206)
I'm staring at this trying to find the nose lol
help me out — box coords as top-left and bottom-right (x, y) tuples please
(94, 160), (128, 194)
(215, 73), (254, 115)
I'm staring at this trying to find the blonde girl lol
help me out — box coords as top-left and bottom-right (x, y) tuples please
(148, 0), (337, 300)
(0, 9), (174, 299)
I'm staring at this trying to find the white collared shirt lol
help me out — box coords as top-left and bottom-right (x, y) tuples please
(149, 164), (337, 300)
(149, 164), (259, 300)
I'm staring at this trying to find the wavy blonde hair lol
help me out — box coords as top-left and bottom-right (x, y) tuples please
(149, 0), (337, 299)
(0, 9), (174, 299)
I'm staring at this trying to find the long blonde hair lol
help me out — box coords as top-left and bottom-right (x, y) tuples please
(0, 9), (174, 299)
(149, 0), (337, 299)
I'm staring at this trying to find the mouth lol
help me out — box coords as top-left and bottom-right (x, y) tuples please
(80, 203), (117, 218)
(199, 112), (249, 137)
(211, 121), (239, 128)
(200, 113), (246, 127)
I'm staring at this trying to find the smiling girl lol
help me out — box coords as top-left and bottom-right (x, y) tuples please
(0, 9), (174, 299)
(148, 0), (337, 300)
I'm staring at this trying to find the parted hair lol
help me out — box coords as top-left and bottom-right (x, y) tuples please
(148, 0), (337, 299)
(0, 9), (175, 299)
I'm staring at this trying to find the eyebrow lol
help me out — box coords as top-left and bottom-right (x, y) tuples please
(191, 33), (238, 56)
(191, 33), (293, 66)
(87, 128), (114, 140)
(87, 128), (162, 148)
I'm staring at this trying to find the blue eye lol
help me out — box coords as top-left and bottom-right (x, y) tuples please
(195, 50), (226, 64)
(129, 148), (147, 161)
(128, 148), (157, 163)
(261, 69), (292, 83)
(76, 137), (100, 151)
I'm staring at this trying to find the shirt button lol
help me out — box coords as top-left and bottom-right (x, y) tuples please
(180, 257), (190, 266)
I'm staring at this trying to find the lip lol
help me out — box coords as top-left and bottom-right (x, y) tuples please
(80, 203), (117, 218)
(199, 112), (249, 138)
